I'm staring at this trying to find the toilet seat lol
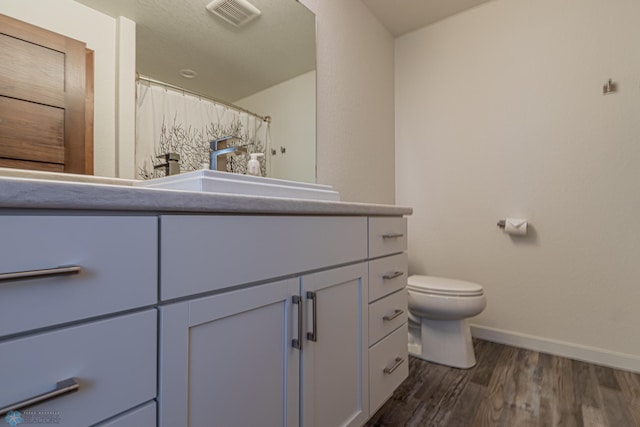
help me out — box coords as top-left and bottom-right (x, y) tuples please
(407, 275), (484, 297)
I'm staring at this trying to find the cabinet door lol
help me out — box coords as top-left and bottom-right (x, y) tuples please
(301, 263), (369, 427)
(159, 278), (300, 427)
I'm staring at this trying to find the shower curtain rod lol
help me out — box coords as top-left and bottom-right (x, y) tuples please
(136, 74), (271, 123)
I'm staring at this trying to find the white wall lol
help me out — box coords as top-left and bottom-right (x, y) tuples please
(236, 71), (316, 183)
(300, 0), (395, 203)
(0, 0), (120, 177)
(116, 17), (137, 179)
(396, 0), (640, 365)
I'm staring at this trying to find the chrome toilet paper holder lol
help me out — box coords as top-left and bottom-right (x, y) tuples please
(497, 219), (506, 228)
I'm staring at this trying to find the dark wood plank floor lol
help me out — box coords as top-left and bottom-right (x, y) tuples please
(366, 339), (640, 427)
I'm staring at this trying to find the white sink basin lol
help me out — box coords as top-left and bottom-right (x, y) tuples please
(134, 170), (340, 201)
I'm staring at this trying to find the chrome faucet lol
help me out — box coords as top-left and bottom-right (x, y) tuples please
(210, 136), (247, 171)
(154, 152), (180, 176)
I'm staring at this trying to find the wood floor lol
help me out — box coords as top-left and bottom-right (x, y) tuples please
(366, 339), (640, 427)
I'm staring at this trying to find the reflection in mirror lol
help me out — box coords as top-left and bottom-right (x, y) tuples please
(75, 0), (316, 183)
(134, 76), (273, 180)
(0, 0), (315, 182)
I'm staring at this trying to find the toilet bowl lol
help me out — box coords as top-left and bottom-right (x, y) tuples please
(407, 275), (486, 369)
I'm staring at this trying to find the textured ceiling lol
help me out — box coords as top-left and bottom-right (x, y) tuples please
(72, 0), (493, 102)
(362, 0), (493, 37)
(74, 0), (316, 102)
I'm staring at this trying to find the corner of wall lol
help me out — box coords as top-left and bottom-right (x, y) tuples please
(115, 16), (137, 179)
(299, 0), (396, 204)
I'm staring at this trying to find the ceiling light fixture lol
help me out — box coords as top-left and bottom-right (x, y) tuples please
(179, 69), (198, 79)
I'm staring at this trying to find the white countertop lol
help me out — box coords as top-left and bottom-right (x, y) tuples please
(0, 173), (412, 216)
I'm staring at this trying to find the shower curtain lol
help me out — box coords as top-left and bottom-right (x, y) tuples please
(135, 82), (269, 179)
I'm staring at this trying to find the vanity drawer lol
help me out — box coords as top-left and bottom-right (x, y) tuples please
(368, 217), (407, 258)
(0, 215), (157, 337)
(95, 401), (156, 427)
(369, 289), (408, 346)
(160, 215), (367, 300)
(369, 253), (408, 302)
(0, 310), (157, 427)
(369, 323), (409, 415)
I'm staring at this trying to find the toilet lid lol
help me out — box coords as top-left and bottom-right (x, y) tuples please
(407, 275), (484, 297)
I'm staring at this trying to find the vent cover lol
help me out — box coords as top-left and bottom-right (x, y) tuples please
(206, 0), (262, 27)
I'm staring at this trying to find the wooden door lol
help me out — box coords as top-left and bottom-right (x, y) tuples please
(0, 14), (93, 174)
(301, 263), (369, 427)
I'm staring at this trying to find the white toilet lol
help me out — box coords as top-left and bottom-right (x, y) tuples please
(407, 275), (486, 369)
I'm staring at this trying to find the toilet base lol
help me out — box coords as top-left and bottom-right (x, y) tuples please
(408, 317), (476, 369)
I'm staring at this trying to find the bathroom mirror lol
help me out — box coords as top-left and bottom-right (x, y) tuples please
(80, 0), (316, 182)
(73, 0), (316, 183)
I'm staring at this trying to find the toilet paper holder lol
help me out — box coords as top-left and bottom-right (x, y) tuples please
(497, 218), (528, 236)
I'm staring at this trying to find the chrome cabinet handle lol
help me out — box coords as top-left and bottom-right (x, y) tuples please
(382, 233), (404, 239)
(382, 271), (404, 280)
(383, 357), (405, 375)
(383, 309), (404, 322)
(306, 291), (317, 342)
(0, 266), (81, 283)
(292, 295), (302, 350)
(0, 378), (79, 414)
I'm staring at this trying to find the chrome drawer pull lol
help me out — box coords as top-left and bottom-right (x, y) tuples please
(0, 377), (79, 414)
(383, 357), (405, 375)
(382, 233), (404, 239)
(0, 266), (81, 283)
(382, 271), (404, 280)
(292, 295), (303, 350)
(306, 291), (317, 342)
(383, 309), (404, 322)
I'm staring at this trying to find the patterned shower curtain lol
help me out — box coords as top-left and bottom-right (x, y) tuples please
(135, 81), (269, 179)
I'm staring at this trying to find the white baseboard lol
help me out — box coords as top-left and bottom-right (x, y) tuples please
(470, 324), (640, 373)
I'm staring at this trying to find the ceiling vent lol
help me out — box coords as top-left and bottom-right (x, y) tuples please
(206, 0), (262, 27)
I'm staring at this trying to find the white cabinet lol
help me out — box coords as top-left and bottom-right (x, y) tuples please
(369, 288), (408, 345)
(0, 309), (157, 427)
(368, 217), (408, 259)
(158, 214), (375, 427)
(0, 215), (158, 427)
(160, 215), (367, 300)
(94, 402), (157, 427)
(159, 262), (370, 427)
(2, 207), (408, 427)
(367, 217), (409, 416)
(301, 263), (368, 427)
(369, 324), (409, 412)
(369, 253), (408, 302)
(0, 215), (157, 336)
(158, 278), (300, 427)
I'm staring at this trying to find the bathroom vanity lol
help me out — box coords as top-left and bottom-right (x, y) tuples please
(0, 174), (411, 427)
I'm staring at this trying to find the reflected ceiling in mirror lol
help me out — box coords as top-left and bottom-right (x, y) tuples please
(74, 0), (316, 102)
